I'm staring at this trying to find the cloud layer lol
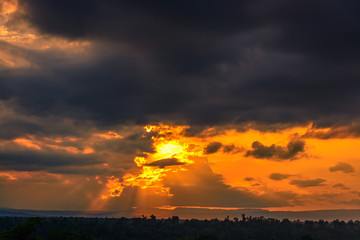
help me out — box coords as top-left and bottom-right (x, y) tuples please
(0, 0), (360, 213)
(0, 0), (359, 128)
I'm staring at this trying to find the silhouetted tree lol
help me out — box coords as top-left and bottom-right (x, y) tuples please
(301, 233), (314, 240)
(2, 215), (360, 240)
(0, 217), (42, 240)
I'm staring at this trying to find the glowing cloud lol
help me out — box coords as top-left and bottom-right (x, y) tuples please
(103, 124), (202, 198)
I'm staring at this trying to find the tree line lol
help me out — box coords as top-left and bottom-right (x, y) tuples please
(1, 215), (360, 240)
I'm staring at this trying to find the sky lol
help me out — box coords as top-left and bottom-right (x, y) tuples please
(1, 0), (360, 217)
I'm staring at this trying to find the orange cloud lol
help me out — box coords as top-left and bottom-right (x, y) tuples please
(13, 138), (41, 150)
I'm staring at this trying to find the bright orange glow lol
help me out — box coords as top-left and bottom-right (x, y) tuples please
(157, 206), (242, 210)
(99, 123), (360, 211)
(83, 147), (95, 154)
(106, 176), (124, 197)
(13, 138), (41, 150)
(0, 0), (18, 15)
(103, 124), (203, 198)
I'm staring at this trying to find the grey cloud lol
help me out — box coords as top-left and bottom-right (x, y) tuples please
(329, 162), (355, 173)
(0, 100), (94, 140)
(94, 136), (154, 155)
(289, 178), (326, 188)
(0, 0), (359, 130)
(144, 158), (185, 168)
(48, 165), (116, 176)
(0, 144), (102, 172)
(269, 173), (293, 181)
(0, 123), (150, 175)
(245, 140), (305, 160)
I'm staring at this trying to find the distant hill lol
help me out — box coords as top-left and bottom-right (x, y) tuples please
(1, 207), (360, 221)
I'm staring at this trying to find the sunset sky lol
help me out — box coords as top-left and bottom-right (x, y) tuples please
(1, 0), (360, 217)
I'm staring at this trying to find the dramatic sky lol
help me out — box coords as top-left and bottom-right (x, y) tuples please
(1, 0), (360, 216)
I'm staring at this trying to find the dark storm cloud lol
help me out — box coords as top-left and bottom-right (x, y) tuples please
(289, 178), (326, 188)
(143, 158), (185, 168)
(245, 140), (305, 160)
(0, 99), (94, 140)
(0, 0), (355, 129)
(329, 162), (355, 173)
(20, 0), (360, 62)
(269, 173), (293, 181)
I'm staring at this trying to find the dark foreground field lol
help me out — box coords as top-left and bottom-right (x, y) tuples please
(1, 215), (360, 240)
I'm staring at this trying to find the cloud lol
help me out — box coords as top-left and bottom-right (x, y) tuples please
(269, 173), (293, 181)
(0, 0), (358, 129)
(0, 175), (10, 183)
(333, 183), (350, 190)
(222, 144), (243, 154)
(100, 155), (302, 210)
(204, 142), (222, 154)
(204, 142), (243, 155)
(344, 199), (360, 206)
(302, 124), (360, 139)
(244, 177), (254, 181)
(0, 100), (94, 140)
(0, 147), (102, 171)
(143, 158), (185, 168)
(245, 140), (305, 160)
(289, 178), (326, 188)
(2, 1), (360, 212)
(94, 134), (154, 155)
(351, 191), (360, 197)
(0, 126), (149, 175)
(163, 156), (299, 208)
(0, 175), (103, 210)
(329, 162), (355, 173)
